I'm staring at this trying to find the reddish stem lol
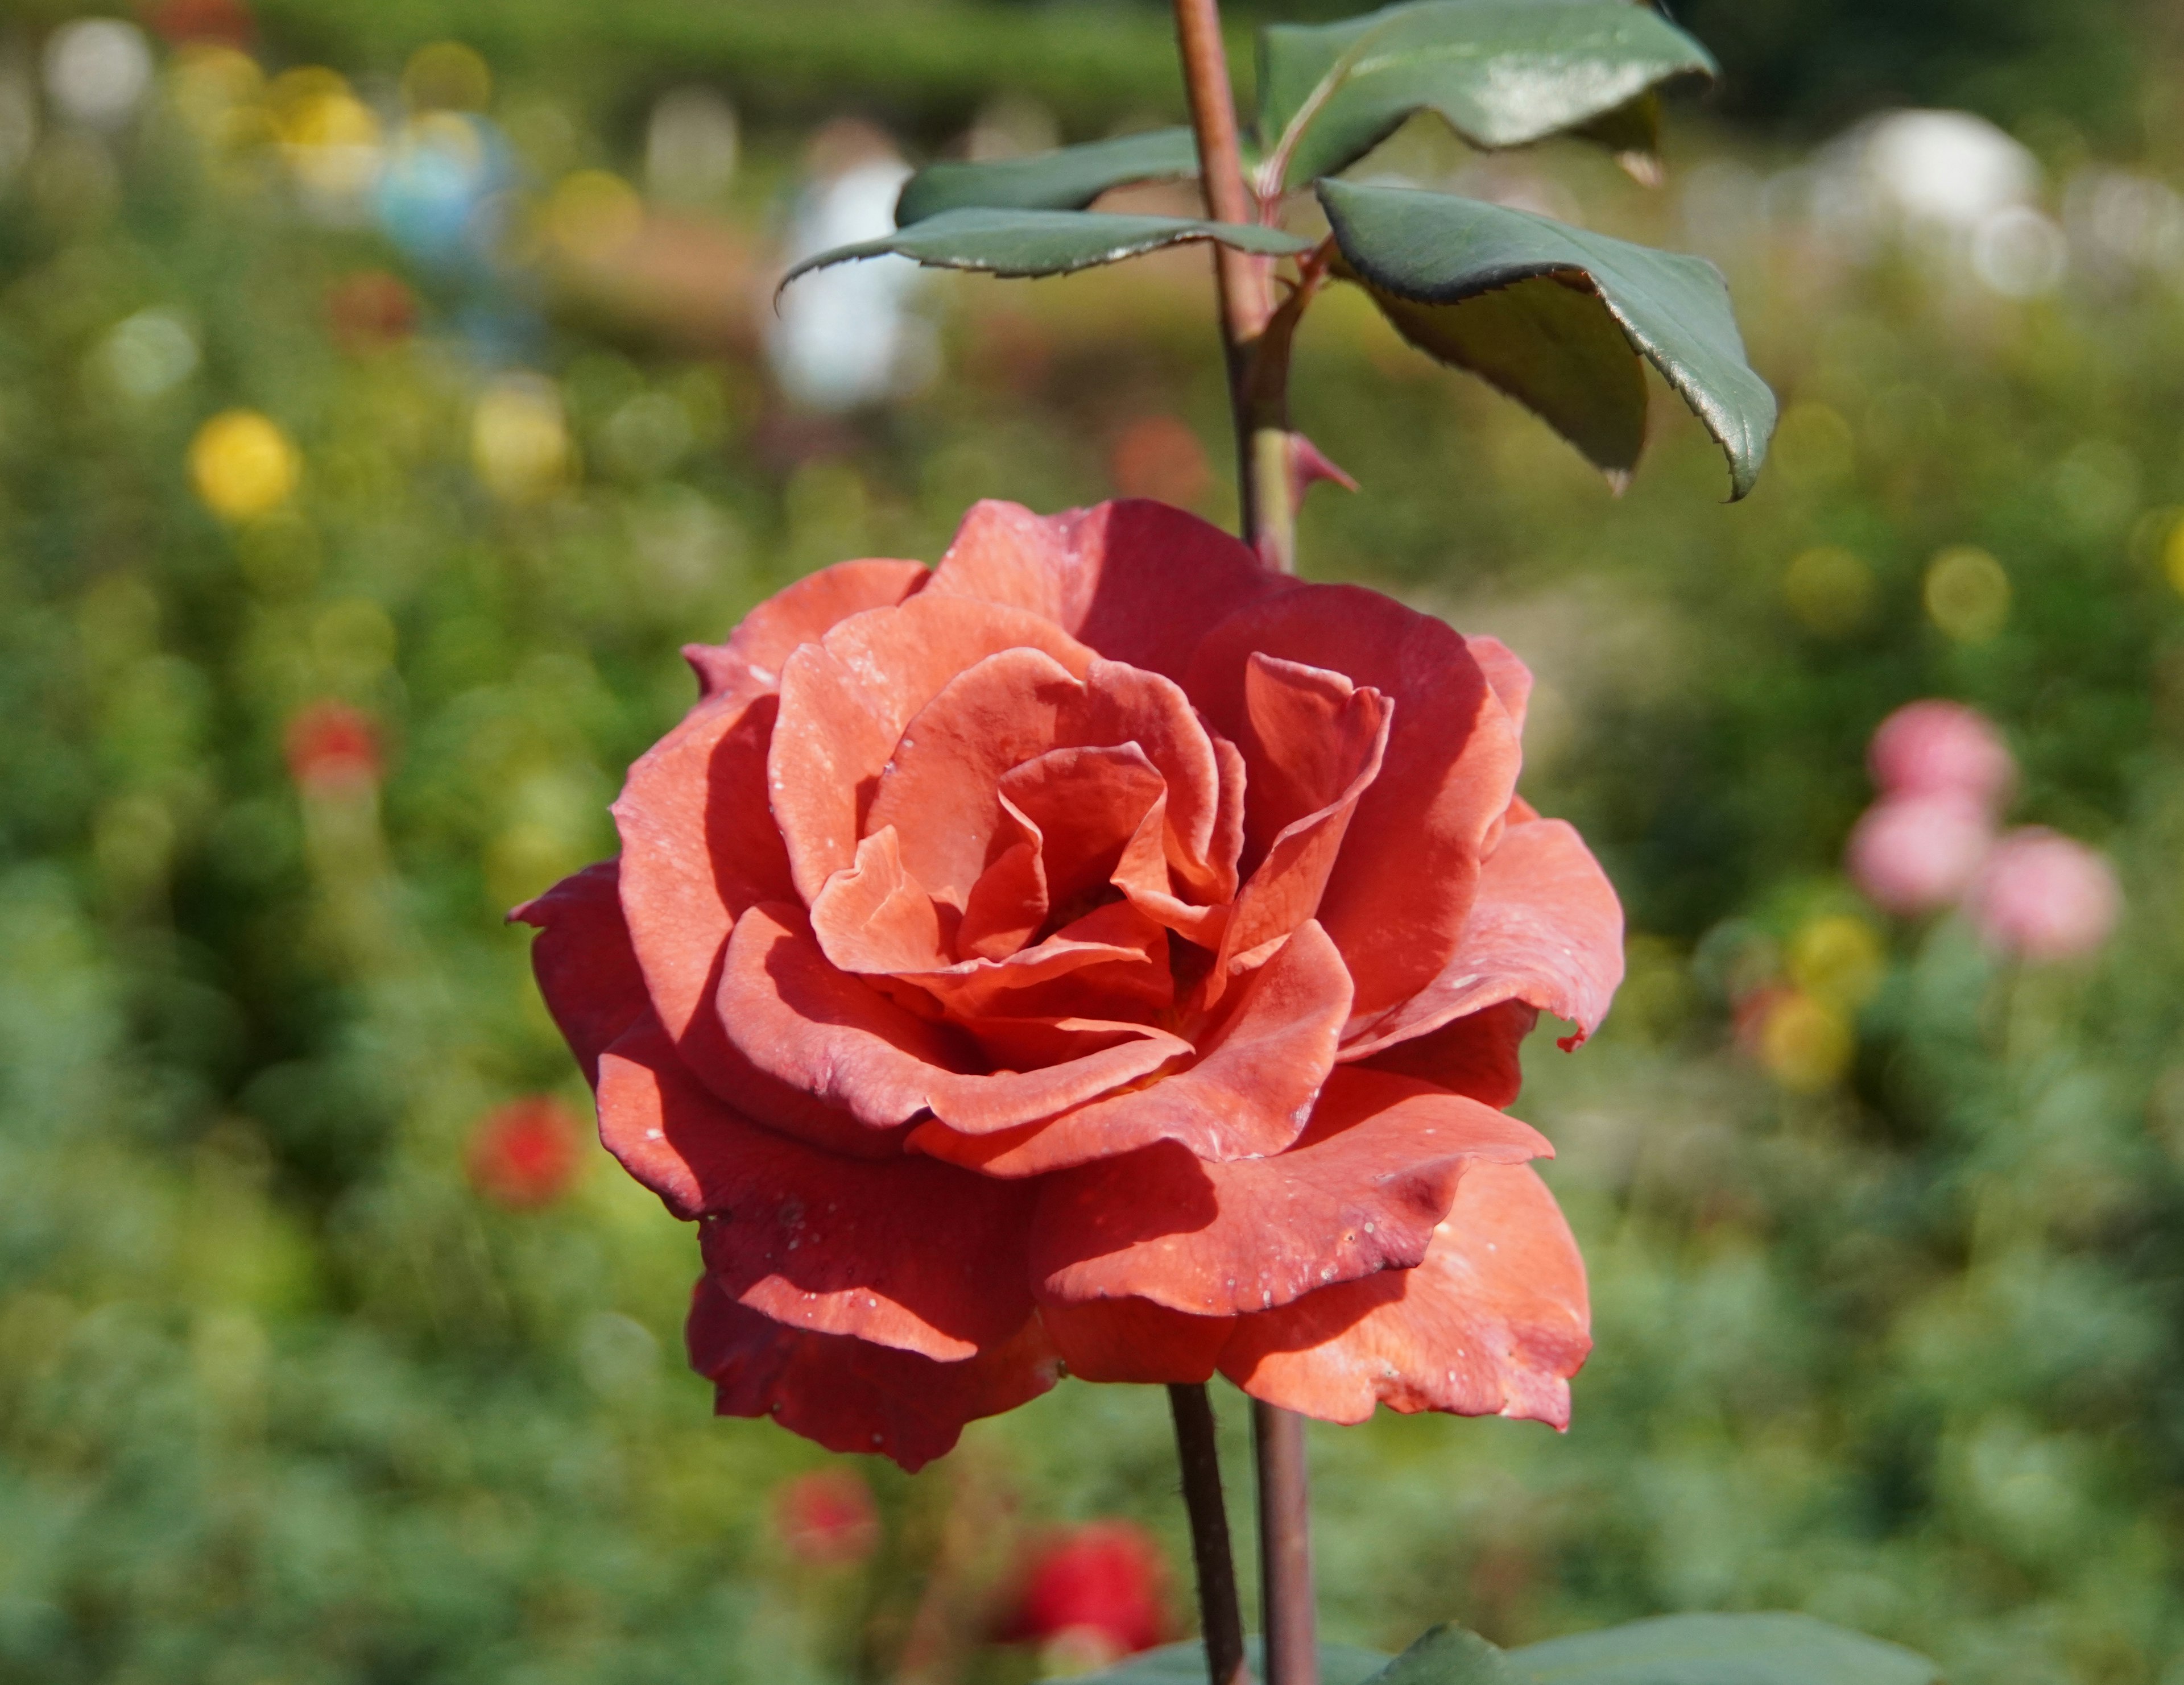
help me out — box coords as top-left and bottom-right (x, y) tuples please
(1254, 1401), (1317, 1685)
(1170, 0), (1298, 572)
(1169, 1384), (1249, 1685)
(1168, 6), (1321, 1682)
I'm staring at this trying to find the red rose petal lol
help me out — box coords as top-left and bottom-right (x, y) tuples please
(809, 827), (950, 975)
(599, 1016), (1035, 1359)
(1211, 657), (1391, 992)
(1465, 635), (1532, 739)
(908, 918), (1350, 1175)
(1188, 586), (1521, 1029)
(510, 859), (648, 1085)
(1358, 998), (1539, 1108)
(925, 498), (1295, 684)
(614, 689), (797, 1080)
(864, 652), (1224, 914)
(770, 594), (1097, 906)
(720, 902), (1188, 1132)
(1218, 1161), (1590, 1427)
(684, 557), (929, 701)
(1031, 1067), (1550, 1315)
(1342, 817), (1624, 1058)
(1039, 1295), (1233, 1385)
(1000, 744), (1169, 912)
(904, 898), (1174, 1022)
(688, 1277), (1061, 1473)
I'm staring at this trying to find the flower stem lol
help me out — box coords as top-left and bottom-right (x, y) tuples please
(1167, 1384), (1248, 1685)
(1253, 1401), (1317, 1685)
(1169, 0), (1298, 573)
(1170, 3), (1318, 1679)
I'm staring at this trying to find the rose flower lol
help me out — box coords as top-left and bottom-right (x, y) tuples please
(516, 500), (1623, 1470)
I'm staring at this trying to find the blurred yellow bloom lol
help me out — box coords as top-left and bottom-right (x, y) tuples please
(1790, 913), (1886, 1011)
(1782, 544), (1875, 635)
(2164, 516), (2184, 598)
(472, 375), (571, 503)
(1925, 545), (2011, 643)
(169, 45), (264, 145)
(403, 41), (492, 113)
(267, 67), (380, 197)
(547, 169), (644, 263)
(1759, 990), (1855, 1092)
(190, 410), (300, 519)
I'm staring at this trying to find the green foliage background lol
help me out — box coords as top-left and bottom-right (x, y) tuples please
(3, 4), (2184, 1683)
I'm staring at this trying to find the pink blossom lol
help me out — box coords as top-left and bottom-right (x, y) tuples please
(1868, 700), (2014, 812)
(1966, 829), (2120, 960)
(1846, 793), (1993, 914)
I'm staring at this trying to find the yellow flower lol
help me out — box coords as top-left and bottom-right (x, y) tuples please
(1759, 991), (1854, 1093)
(471, 376), (571, 503)
(189, 410), (300, 519)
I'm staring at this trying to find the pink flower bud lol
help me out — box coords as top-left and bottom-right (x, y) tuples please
(1867, 700), (2014, 811)
(1965, 829), (2119, 961)
(774, 1468), (880, 1567)
(999, 1521), (1169, 1663)
(1846, 793), (1992, 914)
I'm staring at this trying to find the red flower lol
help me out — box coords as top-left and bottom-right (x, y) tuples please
(285, 701), (382, 790)
(467, 1096), (584, 1208)
(515, 500), (1622, 1469)
(1000, 1521), (1170, 1663)
(326, 271), (418, 354)
(144, 0), (255, 47)
(774, 1467), (881, 1566)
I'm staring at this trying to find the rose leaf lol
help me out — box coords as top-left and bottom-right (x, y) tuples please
(1503, 1612), (1945, 1683)
(1255, 0), (1716, 191)
(781, 207), (1313, 289)
(1317, 178), (1777, 500)
(896, 128), (1201, 226)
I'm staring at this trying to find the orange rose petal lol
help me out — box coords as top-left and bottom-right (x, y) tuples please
(998, 743), (1167, 909)
(683, 557), (929, 701)
(1211, 659), (1391, 993)
(1465, 635), (1532, 739)
(599, 1016), (1036, 1359)
(1031, 1068), (1550, 1316)
(1358, 998), (1540, 1109)
(958, 822), (1048, 960)
(865, 652), (1225, 910)
(510, 859), (648, 1084)
(1188, 586), (1521, 1028)
(908, 919), (1350, 1175)
(1342, 817), (1624, 1059)
(907, 897), (1173, 1021)
(769, 594), (1098, 905)
(925, 498), (1296, 684)
(1040, 1295), (1232, 1384)
(614, 688), (798, 1073)
(1218, 1162), (1590, 1428)
(809, 827), (950, 975)
(688, 1277), (1061, 1473)
(721, 902), (1188, 1132)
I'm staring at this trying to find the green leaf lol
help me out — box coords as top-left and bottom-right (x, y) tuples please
(1366, 1625), (1517, 1685)
(1318, 178), (1776, 499)
(1505, 1613), (1944, 1684)
(780, 207), (1312, 289)
(1572, 92), (1665, 186)
(896, 128), (1201, 226)
(1256, 0), (1716, 191)
(1079, 1639), (1395, 1685)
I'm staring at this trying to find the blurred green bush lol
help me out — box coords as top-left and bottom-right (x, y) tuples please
(1, 5), (2183, 1685)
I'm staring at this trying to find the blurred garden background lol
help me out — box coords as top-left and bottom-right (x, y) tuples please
(2, 1), (2184, 1682)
